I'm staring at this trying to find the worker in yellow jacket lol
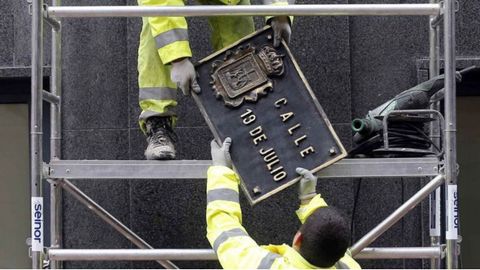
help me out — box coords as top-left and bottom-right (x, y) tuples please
(137, 0), (292, 160)
(207, 137), (361, 269)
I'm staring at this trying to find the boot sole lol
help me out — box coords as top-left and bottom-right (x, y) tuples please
(145, 151), (176, 160)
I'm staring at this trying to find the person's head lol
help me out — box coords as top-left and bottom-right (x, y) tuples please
(292, 207), (350, 268)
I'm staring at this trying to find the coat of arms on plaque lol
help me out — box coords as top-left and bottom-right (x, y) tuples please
(210, 44), (285, 107)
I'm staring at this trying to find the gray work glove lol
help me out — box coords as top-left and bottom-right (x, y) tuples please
(296, 167), (317, 201)
(270, 16), (291, 47)
(210, 137), (233, 168)
(170, 58), (201, 96)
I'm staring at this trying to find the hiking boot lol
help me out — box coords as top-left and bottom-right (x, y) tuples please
(144, 116), (177, 160)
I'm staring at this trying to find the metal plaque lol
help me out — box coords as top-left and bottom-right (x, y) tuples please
(194, 27), (347, 205)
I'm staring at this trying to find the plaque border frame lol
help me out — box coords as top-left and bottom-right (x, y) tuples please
(193, 26), (347, 205)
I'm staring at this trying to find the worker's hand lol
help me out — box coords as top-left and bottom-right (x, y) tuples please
(270, 16), (291, 47)
(296, 167), (317, 201)
(211, 137), (233, 169)
(170, 58), (201, 96)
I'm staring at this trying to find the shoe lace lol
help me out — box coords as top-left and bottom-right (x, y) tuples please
(147, 117), (178, 144)
(150, 130), (176, 146)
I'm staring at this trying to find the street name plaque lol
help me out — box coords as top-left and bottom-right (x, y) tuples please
(194, 27), (346, 205)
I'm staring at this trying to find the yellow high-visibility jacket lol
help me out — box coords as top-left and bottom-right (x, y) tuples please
(138, 0), (290, 65)
(136, 0), (291, 129)
(206, 166), (361, 269)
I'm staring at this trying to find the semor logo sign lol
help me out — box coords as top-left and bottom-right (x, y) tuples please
(31, 197), (43, 251)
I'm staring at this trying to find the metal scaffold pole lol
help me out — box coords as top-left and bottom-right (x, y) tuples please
(428, 0), (442, 268)
(443, 0), (459, 268)
(350, 174), (445, 256)
(49, 0), (63, 268)
(46, 247), (443, 261)
(31, 0), (44, 268)
(46, 4), (440, 18)
(429, 0), (441, 79)
(58, 179), (178, 269)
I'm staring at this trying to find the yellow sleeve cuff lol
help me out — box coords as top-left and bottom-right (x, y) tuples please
(207, 166), (240, 192)
(158, 41), (192, 65)
(295, 194), (328, 224)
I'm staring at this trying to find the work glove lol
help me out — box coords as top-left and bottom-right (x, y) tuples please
(270, 16), (291, 47)
(210, 137), (233, 169)
(170, 58), (201, 96)
(296, 167), (317, 201)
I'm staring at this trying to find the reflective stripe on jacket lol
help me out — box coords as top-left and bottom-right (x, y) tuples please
(138, 0), (192, 65)
(137, 0), (290, 65)
(206, 166), (361, 269)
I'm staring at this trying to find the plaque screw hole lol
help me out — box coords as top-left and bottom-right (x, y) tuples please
(329, 147), (337, 156)
(253, 186), (262, 195)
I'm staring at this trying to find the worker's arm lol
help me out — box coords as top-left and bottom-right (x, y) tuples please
(138, 0), (200, 95)
(294, 168), (361, 269)
(295, 168), (329, 224)
(138, 0), (192, 65)
(207, 139), (282, 269)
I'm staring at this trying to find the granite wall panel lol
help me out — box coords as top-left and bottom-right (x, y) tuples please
(289, 16), (351, 124)
(62, 178), (132, 269)
(61, 16), (129, 130)
(351, 178), (405, 269)
(126, 0), (143, 130)
(456, 0), (480, 56)
(0, 15), (14, 67)
(127, 15), (142, 132)
(129, 178), (219, 269)
(402, 177), (426, 269)
(0, 2), (13, 14)
(10, 1), (52, 67)
(0, 1), (49, 67)
(349, 0), (430, 118)
(62, 0), (128, 131)
(62, 129), (132, 268)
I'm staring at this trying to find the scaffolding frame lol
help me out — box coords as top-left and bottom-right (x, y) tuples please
(29, 0), (460, 269)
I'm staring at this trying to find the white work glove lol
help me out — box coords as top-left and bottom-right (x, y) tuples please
(170, 58), (201, 96)
(296, 167), (317, 201)
(210, 137), (233, 168)
(270, 16), (291, 47)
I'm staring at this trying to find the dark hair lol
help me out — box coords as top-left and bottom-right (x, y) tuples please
(298, 207), (350, 267)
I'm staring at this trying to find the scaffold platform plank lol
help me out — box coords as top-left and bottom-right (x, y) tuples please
(47, 246), (442, 261)
(46, 157), (440, 179)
